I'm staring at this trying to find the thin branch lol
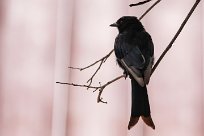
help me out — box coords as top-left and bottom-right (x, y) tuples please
(97, 74), (126, 103)
(69, 49), (114, 71)
(86, 49), (114, 86)
(129, 0), (152, 7)
(139, 0), (162, 20)
(151, 0), (201, 75)
(56, 81), (98, 90)
(86, 60), (103, 86)
(69, 49), (114, 86)
(56, 74), (126, 104)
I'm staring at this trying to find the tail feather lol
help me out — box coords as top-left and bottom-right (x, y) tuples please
(129, 79), (155, 129)
(141, 116), (155, 129)
(128, 117), (139, 130)
(128, 116), (155, 130)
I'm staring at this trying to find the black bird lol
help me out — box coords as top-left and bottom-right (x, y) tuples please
(110, 16), (155, 129)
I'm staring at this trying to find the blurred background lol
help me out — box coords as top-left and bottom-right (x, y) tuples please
(0, 0), (204, 136)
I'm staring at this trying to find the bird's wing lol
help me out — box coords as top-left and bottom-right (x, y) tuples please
(117, 32), (154, 86)
(140, 32), (154, 85)
(119, 46), (146, 87)
(143, 57), (154, 84)
(123, 46), (146, 68)
(114, 33), (146, 67)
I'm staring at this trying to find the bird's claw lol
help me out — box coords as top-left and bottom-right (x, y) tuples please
(123, 71), (128, 79)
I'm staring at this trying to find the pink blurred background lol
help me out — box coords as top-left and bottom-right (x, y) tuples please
(0, 0), (204, 136)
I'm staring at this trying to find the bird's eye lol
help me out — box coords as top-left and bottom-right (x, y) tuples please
(120, 20), (123, 24)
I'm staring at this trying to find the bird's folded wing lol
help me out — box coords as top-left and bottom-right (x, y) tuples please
(143, 57), (154, 85)
(119, 46), (146, 87)
(123, 46), (145, 69)
(120, 59), (144, 87)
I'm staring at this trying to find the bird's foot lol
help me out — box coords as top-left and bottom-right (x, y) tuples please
(123, 71), (128, 79)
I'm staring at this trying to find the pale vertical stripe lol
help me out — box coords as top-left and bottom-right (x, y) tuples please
(201, 0), (204, 133)
(0, 0), (57, 135)
(52, 0), (73, 136)
(67, 0), (129, 136)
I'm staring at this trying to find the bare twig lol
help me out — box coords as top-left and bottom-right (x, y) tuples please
(97, 74), (126, 103)
(69, 49), (114, 71)
(129, 0), (152, 7)
(56, 74), (126, 104)
(151, 0), (201, 75)
(139, 0), (162, 20)
(86, 49), (114, 86)
(69, 49), (114, 86)
(56, 81), (98, 90)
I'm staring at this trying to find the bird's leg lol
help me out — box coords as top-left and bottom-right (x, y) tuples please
(123, 70), (129, 79)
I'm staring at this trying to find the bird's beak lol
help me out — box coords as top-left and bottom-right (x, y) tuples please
(110, 23), (118, 27)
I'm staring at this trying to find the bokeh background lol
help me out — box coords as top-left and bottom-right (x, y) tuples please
(0, 0), (204, 136)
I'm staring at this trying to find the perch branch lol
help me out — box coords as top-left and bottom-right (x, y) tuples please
(151, 0), (201, 75)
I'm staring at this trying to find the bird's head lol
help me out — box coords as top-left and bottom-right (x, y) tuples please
(110, 16), (144, 33)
